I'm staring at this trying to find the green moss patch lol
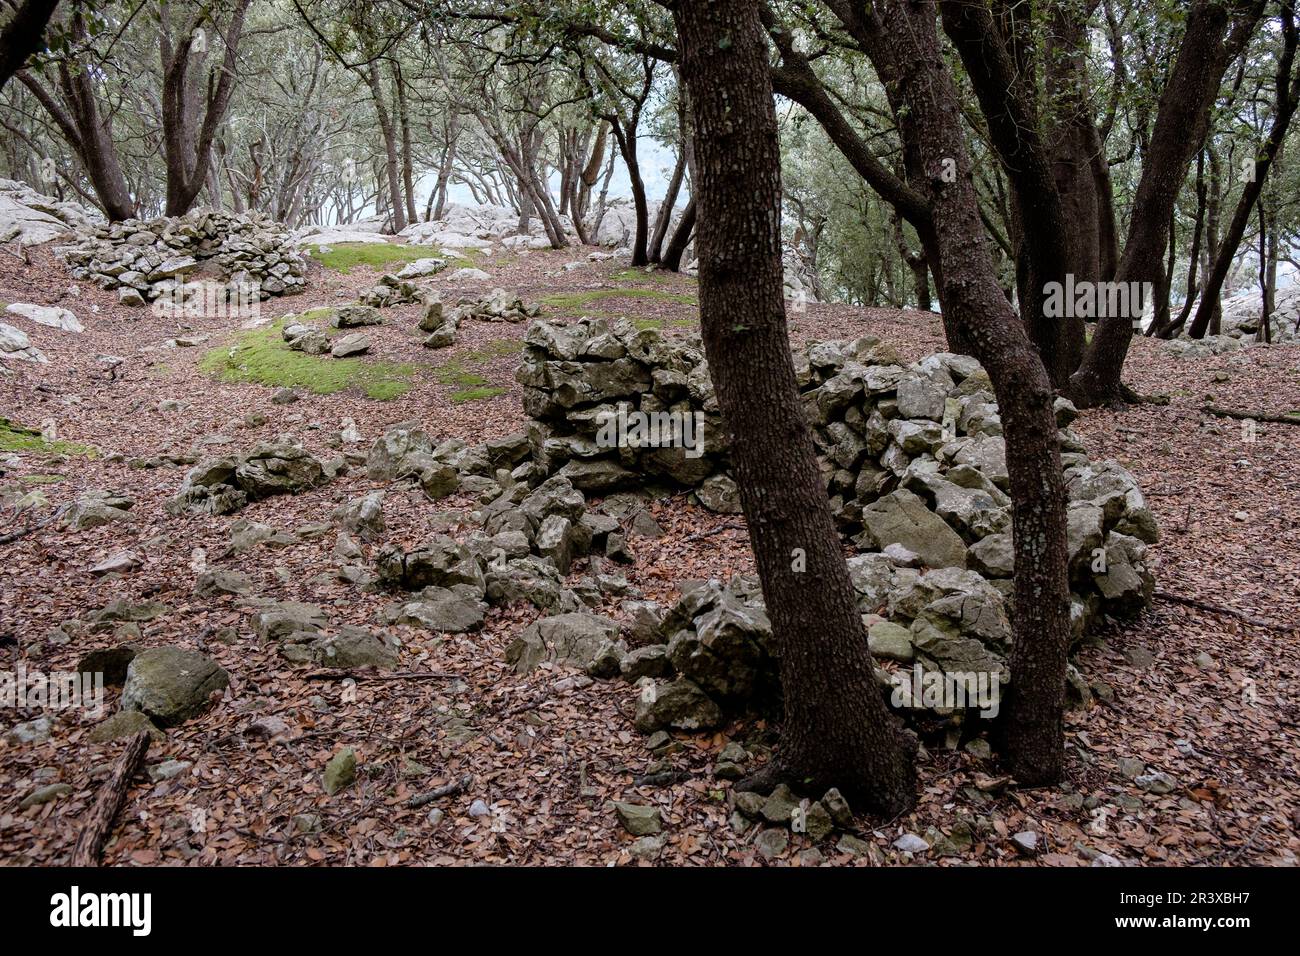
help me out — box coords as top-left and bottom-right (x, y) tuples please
(0, 419), (96, 458)
(199, 323), (416, 400)
(449, 386), (508, 403)
(431, 339), (518, 390)
(308, 242), (435, 274)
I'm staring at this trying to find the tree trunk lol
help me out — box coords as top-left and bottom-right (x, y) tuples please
(1070, 1), (1262, 404)
(1189, 5), (1298, 339)
(673, 0), (916, 814)
(650, 144), (687, 263)
(660, 196), (695, 272)
(875, 0), (1071, 785)
(367, 62), (405, 234)
(0, 0), (60, 92)
(393, 61), (419, 228)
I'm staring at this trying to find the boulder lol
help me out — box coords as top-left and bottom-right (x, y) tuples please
(120, 647), (229, 727)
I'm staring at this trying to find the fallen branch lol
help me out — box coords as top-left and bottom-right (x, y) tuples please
(406, 774), (474, 809)
(1201, 405), (1300, 426)
(681, 521), (745, 544)
(304, 670), (462, 682)
(0, 504), (70, 545)
(71, 730), (150, 866)
(1155, 591), (1292, 632)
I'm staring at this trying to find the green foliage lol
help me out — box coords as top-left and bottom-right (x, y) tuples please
(198, 323), (415, 400)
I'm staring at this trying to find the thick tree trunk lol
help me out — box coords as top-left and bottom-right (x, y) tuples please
(0, 0), (59, 92)
(866, 0), (1071, 786)
(673, 0), (916, 815)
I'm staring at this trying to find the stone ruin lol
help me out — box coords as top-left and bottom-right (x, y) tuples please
(507, 318), (1158, 735)
(56, 208), (307, 305)
(147, 318), (1159, 743)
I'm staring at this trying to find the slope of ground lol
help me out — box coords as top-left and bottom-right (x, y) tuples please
(0, 241), (1295, 866)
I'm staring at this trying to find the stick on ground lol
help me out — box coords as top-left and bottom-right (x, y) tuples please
(71, 729), (150, 866)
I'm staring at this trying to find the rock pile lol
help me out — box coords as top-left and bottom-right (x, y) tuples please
(514, 319), (1158, 733)
(167, 442), (333, 515)
(57, 208), (306, 303)
(359, 272), (426, 307)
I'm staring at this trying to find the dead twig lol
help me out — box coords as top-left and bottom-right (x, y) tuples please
(406, 773), (474, 809)
(71, 730), (151, 866)
(303, 670), (462, 682)
(1201, 405), (1300, 426)
(1155, 590), (1293, 632)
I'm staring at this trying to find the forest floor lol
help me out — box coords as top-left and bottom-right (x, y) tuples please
(0, 240), (1297, 867)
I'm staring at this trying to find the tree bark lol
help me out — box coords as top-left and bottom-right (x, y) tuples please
(0, 0), (59, 92)
(71, 730), (150, 866)
(660, 195), (695, 272)
(673, 0), (916, 814)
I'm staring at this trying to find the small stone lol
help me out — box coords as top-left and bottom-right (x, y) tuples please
(1123, 646), (1156, 668)
(836, 834), (878, 860)
(147, 759), (192, 782)
(1194, 651), (1216, 669)
(1011, 830), (1039, 854)
(322, 747), (356, 795)
(468, 799), (491, 818)
(821, 788), (853, 828)
(1117, 756), (1146, 780)
(20, 783), (73, 809)
(293, 813), (322, 833)
(630, 835), (664, 860)
(614, 801), (662, 835)
(87, 710), (163, 743)
(755, 828), (789, 860)
(892, 832), (929, 854)
(1135, 771), (1177, 795)
(6, 715), (54, 745)
(426, 808), (445, 827)
(803, 801), (835, 842)
(761, 784), (799, 824)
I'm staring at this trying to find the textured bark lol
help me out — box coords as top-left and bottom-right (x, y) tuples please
(660, 195), (695, 272)
(160, 0), (251, 216)
(674, 0), (916, 814)
(71, 730), (150, 866)
(18, 5), (135, 220)
(833, 0), (1072, 784)
(0, 0), (59, 92)
(940, 0), (1079, 387)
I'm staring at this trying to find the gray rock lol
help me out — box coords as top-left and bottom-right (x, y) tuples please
(613, 801), (662, 836)
(120, 647), (230, 727)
